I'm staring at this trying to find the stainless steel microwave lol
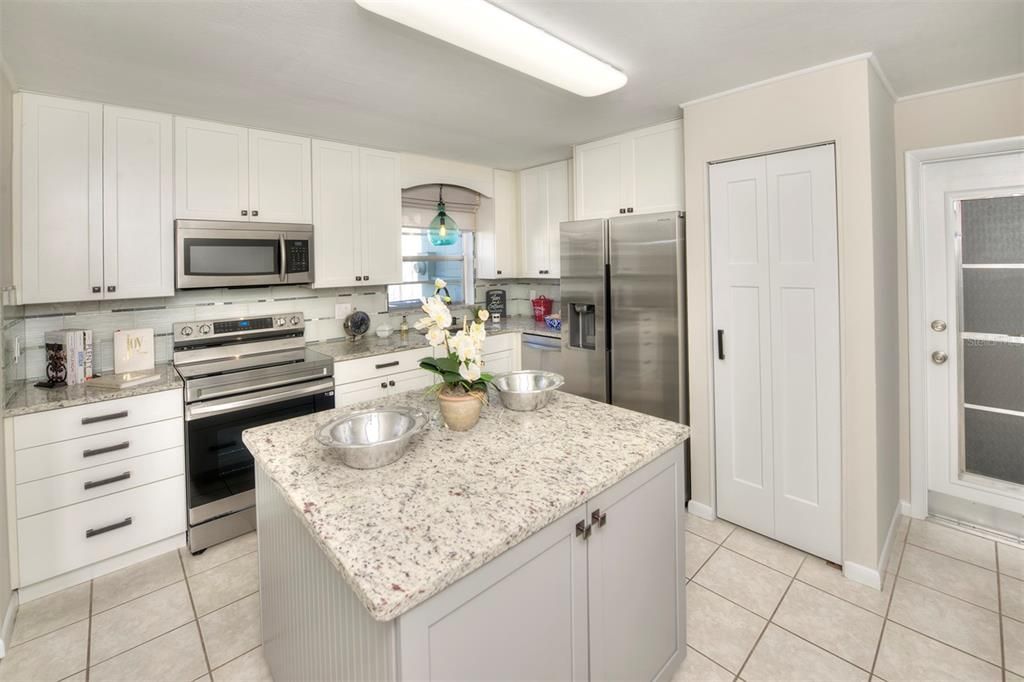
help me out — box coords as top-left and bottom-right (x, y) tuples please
(175, 220), (314, 289)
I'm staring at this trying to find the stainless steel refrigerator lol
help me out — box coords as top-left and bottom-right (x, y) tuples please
(560, 212), (687, 423)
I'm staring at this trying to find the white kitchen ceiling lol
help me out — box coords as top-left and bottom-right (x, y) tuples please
(2, 1), (1020, 169)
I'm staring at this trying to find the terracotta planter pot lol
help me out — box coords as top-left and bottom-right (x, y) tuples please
(438, 388), (485, 431)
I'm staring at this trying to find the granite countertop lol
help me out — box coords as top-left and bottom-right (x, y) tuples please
(242, 389), (689, 622)
(4, 363), (183, 418)
(310, 316), (560, 363)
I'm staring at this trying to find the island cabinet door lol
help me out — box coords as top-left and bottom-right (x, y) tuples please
(396, 506), (590, 681)
(586, 446), (685, 682)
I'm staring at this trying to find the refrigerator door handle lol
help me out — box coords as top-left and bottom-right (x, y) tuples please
(717, 329), (726, 360)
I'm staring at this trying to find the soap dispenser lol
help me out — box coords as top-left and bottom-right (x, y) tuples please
(399, 314), (409, 337)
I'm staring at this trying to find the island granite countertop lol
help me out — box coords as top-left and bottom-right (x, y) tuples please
(4, 363), (183, 418)
(310, 315), (559, 363)
(242, 388), (689, 621)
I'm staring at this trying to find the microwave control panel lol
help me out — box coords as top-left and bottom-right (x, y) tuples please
(285, 240), (310, 273)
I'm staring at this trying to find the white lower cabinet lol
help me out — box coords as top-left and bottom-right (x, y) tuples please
(258, 444), (685, 682)
(481, 349), (513, 374)
(8, 389), (186, 597)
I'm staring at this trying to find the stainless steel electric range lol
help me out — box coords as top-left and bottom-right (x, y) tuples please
(172, 312), (335, 553)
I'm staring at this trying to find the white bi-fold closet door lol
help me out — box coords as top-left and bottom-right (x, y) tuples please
(710, 144), (841, 563)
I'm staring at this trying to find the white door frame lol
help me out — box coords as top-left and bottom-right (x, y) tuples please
(905, 135), (1024, 519)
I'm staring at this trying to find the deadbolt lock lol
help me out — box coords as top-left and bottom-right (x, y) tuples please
(931, 320), (947, 332)
(932, 351), (949, 365)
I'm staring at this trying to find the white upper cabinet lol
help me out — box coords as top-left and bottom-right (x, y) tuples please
(312, 143), (401, 288)
(477, 169), (518, 279)
(174, 117), (249, 220)
(312, 140), (360, 288)
(103, 105), (174, 299)
(359, 148), (402, 285)
(519, 160), (568, 279)
(175, 117), (312, 222)
(574, 120), (683, 220)
(249, 129), (312, 223)
(16, 93), (104, 304)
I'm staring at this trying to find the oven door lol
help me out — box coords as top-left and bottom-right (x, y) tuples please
(175, 221), (313, 288)
(184, 377), (335, 525)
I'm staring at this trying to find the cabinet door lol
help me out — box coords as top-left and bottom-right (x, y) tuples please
(519, 165), (549, 276)
(174, 117), (249, 220)
(478, 169), (518, 279)
(587, 447), (684, 682)
(389, 367), (436, 395)
(397, 505), (589, 681)
(311, 140), (360, 288)
(544, 161), (569, 279)
(359, 148), (402, 284)
(481, 349), (513, 375)
(574, 136), (628, 220)
(335, 376), (389, 407)
(17, 93), (104, 304)
(249, 129), (312, 223)
(629, 121), (683, 215)
(103, 106), (173, 299)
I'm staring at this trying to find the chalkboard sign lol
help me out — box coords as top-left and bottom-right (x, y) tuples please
(485, 289), (507, 318)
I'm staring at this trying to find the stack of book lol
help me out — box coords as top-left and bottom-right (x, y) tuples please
(43, 329), (94, 385)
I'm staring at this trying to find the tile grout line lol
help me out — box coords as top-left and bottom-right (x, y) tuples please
(905, 538), (1000, 574)
(208, 643), (262, 678)
(734, 554), (807, 681)
(997, 545), (1006, 682)
(178, 550), (214, 679)
(894, 570), (1002, 615)
(870, 526), (907, 678)
(184, 548), (259, 580)
(85, 580), (93, 682)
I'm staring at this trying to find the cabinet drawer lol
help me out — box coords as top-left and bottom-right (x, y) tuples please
(334, 348), (430, 386)
(13, 389), (182, 450)
(483, 333), (516, 355)
(17, 447), (184, 519)
(16, 417), (184, 484)
(18, 475), (185, 586)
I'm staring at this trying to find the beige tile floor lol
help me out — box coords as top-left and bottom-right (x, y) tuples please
(2, 515), (1022, 681)
(676, 513), (1023, 682)
(0, 532), (269, 682)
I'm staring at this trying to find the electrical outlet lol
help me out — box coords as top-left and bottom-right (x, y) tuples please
(335, 303), (353, 319)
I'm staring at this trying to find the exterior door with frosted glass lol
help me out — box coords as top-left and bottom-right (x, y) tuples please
(922, 151), (1024, 526)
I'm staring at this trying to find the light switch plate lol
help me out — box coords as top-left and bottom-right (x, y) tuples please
(335, 303), (353, 319)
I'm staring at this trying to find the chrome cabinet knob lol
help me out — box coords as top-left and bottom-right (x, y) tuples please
(931, 320), (947, 332)
(932, 351), (948, 365)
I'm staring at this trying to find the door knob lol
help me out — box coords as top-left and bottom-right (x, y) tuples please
(931, 320), (947, 332)
(932, 351), (948, 365)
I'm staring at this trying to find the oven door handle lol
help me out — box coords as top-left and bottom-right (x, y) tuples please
(185, 377), (334, 421)
(279, 234), (287, 282)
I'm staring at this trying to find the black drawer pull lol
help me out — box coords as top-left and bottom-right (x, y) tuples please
(83, 441), (130, 458)
(84, 471), (131, 490)
(374, 360), (400, 370)
(717, 329), (726, 360)
(81, 410), (128, 425)
(86, 516), (133, 538)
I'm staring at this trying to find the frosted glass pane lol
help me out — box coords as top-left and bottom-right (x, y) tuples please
(961, 195), (1024, 264)
(963, 341), (1024, 412)
(962, 269), (1024, 337)
(964, 408), (1024, 486)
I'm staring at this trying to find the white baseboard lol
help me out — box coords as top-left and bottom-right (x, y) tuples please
(0, 589), (19, 658)
(843, 560), (882, 590)
(686, 500), (715, 521)
(899, 500), (914, 517)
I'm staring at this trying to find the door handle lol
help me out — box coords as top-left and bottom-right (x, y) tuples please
(932, 351), (948, 365)
(86, 517), (133, 538)
(82, 410), (129, 425)
(84, 471), (131, 490)
(591, 508), (607, 528)
(717, 330), (725, 360)
(83, 441), (130, 458)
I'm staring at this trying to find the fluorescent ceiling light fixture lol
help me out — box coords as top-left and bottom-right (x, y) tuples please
(354, 0), (627, 97)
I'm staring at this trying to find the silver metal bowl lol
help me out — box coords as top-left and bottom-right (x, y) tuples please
(316, 407), (427, 469)
(493, 371), (565, 411)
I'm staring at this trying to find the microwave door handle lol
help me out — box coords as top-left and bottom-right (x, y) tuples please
(279, 235), (287, 282)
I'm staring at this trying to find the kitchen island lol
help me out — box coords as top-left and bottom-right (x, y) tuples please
(243, 388), (690, 681)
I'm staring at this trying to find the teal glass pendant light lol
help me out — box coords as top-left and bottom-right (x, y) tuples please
(428, 184), (460, 246)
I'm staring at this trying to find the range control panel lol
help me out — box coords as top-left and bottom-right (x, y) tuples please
(172, 313), (305, 343)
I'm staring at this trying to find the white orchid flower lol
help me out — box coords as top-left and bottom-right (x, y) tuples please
(477, 309), (489, 321)
(451, 331), (479, 363)
(469, 321), (486, 345)
(420, 295), (452, 329)
(425, 326), (446, 347)
(459, 361), (482, 382)
(434, 278), (447, 290)
(413, 315), (434, 330)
